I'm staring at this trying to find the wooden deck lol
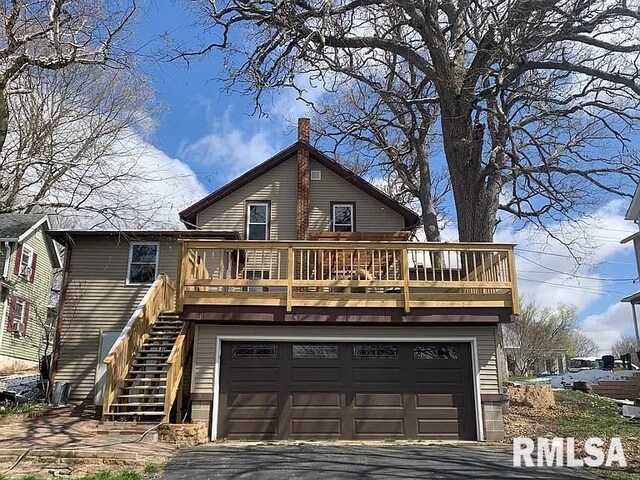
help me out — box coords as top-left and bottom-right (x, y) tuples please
(176, 240), (520, 314)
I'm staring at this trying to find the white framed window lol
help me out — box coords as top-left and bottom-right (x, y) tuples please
(126, 242), (159, 285)
(246, 202), (270, 240)
(331, 203), (355, 232)
(19, 244), (34, 278)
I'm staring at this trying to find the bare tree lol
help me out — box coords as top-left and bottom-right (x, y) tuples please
(0, 65), (161, 225)
(0, 1), (170, 227)
(504, 300), (584, 376)
(311, 76), (450, 241)
(568, 330), (599, 358)
(611, 334), (639, 358)
(183, 0), (640, 241)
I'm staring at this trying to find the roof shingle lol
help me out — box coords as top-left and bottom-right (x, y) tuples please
(0, 213), (47, 240)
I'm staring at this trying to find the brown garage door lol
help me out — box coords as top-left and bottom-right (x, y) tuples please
(218, 342), (477, 440)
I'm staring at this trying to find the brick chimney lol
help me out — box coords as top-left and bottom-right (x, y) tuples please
(296, 118), (310, 240)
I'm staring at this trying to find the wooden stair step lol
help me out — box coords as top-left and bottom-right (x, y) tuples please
(124, 378), (167, 383)
(112, 402), (165, 408)
(122, 385), (166, 390)
(118, 393), (164, 400)
(103, 412), (165, 417)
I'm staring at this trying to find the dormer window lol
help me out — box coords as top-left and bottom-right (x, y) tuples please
(331, 203), (355, 232)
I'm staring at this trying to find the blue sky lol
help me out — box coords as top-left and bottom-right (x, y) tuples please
(133, 1), (640, 352)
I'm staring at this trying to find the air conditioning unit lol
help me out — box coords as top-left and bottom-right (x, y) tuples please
(20, 265), (32, 278)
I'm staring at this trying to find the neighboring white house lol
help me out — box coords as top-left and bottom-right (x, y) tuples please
(621, 183), (640, 351)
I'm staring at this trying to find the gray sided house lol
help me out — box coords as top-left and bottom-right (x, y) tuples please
(0, 214), (61, 369)
(50, 119), (519, 442)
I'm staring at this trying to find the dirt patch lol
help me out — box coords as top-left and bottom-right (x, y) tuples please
(508, 383), (555, 409)
(503, 401), (579, 439)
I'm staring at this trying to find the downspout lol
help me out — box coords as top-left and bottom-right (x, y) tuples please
(0, 241), (12, 354)
(50, 238), (72, 390)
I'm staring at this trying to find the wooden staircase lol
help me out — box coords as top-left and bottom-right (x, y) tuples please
(102, 274), (193, 424)
(103, 313), (182, 421)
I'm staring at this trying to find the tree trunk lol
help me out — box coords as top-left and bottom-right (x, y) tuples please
(440, 104), (500, 242)
(416, 147), (442, 242)
(0, 89), (9, 156)
(419, 196), (441, 242)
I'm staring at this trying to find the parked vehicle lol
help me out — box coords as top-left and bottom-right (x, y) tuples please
(567, 356), (639, 373)
(568, 357), (599, 372)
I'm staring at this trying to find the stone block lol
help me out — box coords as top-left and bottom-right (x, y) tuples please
(158, 422), (208, 445)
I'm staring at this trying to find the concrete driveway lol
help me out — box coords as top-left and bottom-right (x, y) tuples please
(160, 444), (599, 479)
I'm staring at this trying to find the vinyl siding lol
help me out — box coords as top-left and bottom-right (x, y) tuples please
(196, 157), (297, 239)
(195, 156), (406, 236)
(308, 159), (405, 232)
(191, 324), (500, 397)
(55, 237), (180, 402)
(0, 229), (56, 362)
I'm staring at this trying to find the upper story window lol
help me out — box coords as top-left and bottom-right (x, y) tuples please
(127, 243), (159, 285)
(246, 202), (270, 240)
(19, 244), (34, 278)
(332, 203), (355, 232)
(14, 243), (37, 282)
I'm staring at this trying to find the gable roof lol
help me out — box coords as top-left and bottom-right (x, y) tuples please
(0, 213), (61, 268)
(180, 141), (420, 230)
(0, 213), (48, 241)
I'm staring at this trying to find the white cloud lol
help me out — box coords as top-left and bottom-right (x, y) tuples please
(582, 302), (637, 354)
(495, 199), (637, 312)
(178, 108), (279, 181)
(58, 134), (208, 230)
(125, 137), (208, 228)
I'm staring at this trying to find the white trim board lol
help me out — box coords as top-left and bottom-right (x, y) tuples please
(210, 335), (485, 442)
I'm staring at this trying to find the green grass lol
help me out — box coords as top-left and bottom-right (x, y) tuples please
(554, 390), (640, 440)
(142, 464), (160, 475)
(0, 403), (48, 416)
(552, 390), (640, 480)
(591, 467), (640, 480)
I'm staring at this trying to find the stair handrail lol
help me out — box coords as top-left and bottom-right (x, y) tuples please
(163, 320), (194, 422)
(102, 273), (176, 418)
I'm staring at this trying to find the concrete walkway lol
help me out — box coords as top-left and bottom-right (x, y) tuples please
(0, 407), (178, 462)
(161, 444), (600, 479)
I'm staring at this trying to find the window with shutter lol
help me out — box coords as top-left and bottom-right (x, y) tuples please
(16, 244), (34, 280)
(6, 295), (15, 332)
(7, 297), (26, 334)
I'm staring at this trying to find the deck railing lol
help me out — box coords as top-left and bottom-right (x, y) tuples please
(164, 320), (194, 422)
(102, 274), (176, 418)
(176, 240), (519, 314)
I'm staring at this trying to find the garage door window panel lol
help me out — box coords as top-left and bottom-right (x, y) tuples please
(414, 346), (460, 360)
(353, 345), (399, 359)
(292, 344), (339, 359)
(231, 344), (278, 358)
